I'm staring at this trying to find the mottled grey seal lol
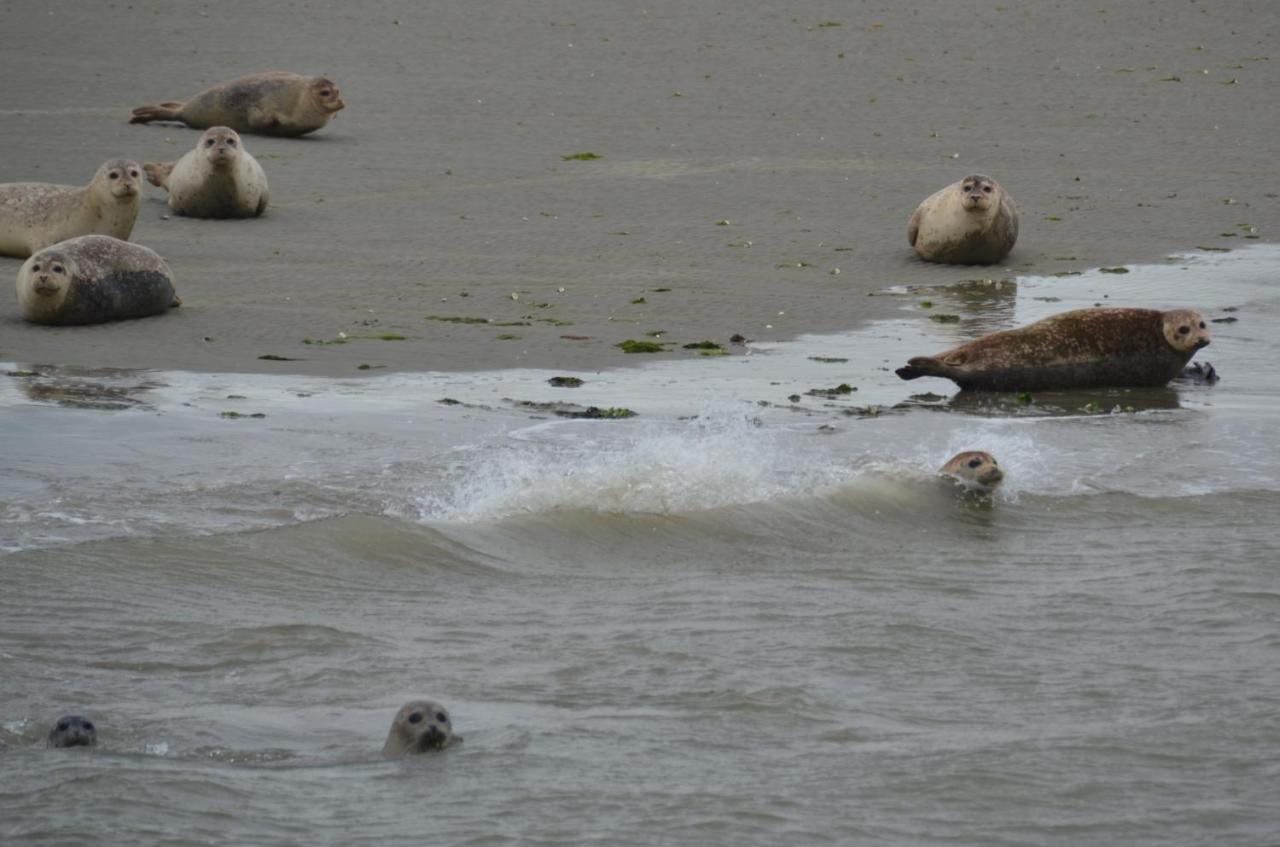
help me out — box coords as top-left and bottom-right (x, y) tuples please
(896, 308), (1210, 391)
(130, 72), (345, 137)
(382, 700), (461, 756)
(47, 715), (97, 749)
(0, 160), (142, 258)
(144, 126), (269, 218)
(16, 235), (180, 326)
(908, 175), (1018, 265)
(939, 451), (1004, 493)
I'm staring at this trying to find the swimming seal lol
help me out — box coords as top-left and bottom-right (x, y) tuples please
(144, 126), (269, 218)
(908, 175), (1018, 265)
(47, 715), (97, 749)
(0, 160), (142, 258)
(896, 307), (1210, 391)
(382, 700), (460, 756)
(939, 451), (1004, 493)
(129, 72), (345, 137)
(16, 235), (180, 326)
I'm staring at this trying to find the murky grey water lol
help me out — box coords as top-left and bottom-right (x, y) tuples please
(3, 248), (1279, 846)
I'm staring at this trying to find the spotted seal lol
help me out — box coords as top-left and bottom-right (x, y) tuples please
(896, 307), (1210, 391)
(16, 235), (180, 326)
(382, 700), (461, 756)
(939, 451), (1004, 493)
(0, 160), (142, 258)
(144, 126), (269, 218)
(47, 715), (97, 749)
(908, 175), (1018, 265)
(129, 72), (345, 137)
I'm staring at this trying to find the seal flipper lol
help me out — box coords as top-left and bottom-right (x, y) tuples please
(896, 356), (944, 381)
(142, 162), (175, 189)
(129, 101), (186, 125)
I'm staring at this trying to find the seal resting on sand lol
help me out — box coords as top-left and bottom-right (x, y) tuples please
(0, 160), (142, 258)
(144, 126), (269, 218)
(939, 451), (1003, 493)
(382, 700), (460, 756)
(908, 175), (1018, 265)
(47, 715), (97, 749)
(129, 72), (345, 137)
(896, 307), (1210, 391)
(16, 235), (180, 326)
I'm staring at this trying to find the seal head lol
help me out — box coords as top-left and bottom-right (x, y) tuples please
(1161, 309), (1211, 353)
(382, 700), (460, 756)
(20, 247), (76, 316)
(940, 451), (1003, 493)
(200, 127), (243, 171)
(48, 715), (97, 749)
(310, 77), (345, 115)
(94, 159), (142, 201)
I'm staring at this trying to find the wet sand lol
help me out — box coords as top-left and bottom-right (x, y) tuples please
(1, 0), (1275, 376)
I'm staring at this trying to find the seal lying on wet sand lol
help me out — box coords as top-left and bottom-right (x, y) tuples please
(144, 127), (269, 218)
(896, 307), (1210, 391)
(0, 160), (142, 258)
(908, 175), (1018, 265)
(382, 700), (461, 756)
(940, 451), (1004, 493)
(17, 235), (180, 326)
(130, 72), (345, 137)
(47, 715), (97, 749)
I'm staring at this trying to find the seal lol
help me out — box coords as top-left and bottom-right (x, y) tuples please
(144, 127), (269, 218)
(382, 700), (461, 756)
(16, 235), (181, 326)
(908, 175), (1018, 265)
(0, 160), (142, 258)
(896, 307), (1211, 391)
(47, 715), (97, 749)
(939, 451), (1003, 493)
(129, 72), (345, 137)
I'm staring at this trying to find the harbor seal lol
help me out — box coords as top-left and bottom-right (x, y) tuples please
(16, 235), (180, 326)
(47, 715), (97, 749)
(0, 160), (142, 258)
(940, 451), (1003, 493)
(908, 175), (1018, 265)
(129, 72), (345, 137)
(896, 307), (1210, 391)
(144, 127), (269, 218)
(382, 700), (461, 756)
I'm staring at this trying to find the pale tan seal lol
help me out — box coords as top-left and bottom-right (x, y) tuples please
(382, 700), (461, 756)
(0, 160), (142, 258)
(17, 235), (181, 326)
(939, 451), (1004, 493)
(130, 72), (345, 137)
(144, 127), (269, 218)
(896, 307), (1210, 391)
(47, 715), (97, 749)
(908, 175), (1018, 265)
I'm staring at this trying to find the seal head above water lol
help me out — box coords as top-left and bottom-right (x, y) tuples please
(382, 700), (460, 756)
(47, 715), (97, 749)
(144, 126), (269, 218)
(0, 159), (142, 258)
(130, 72), (345, 137)
(16, 234), (180, 326)
(940, 451), (1004, 493)
(908, 175), (1018, 265)
(896, 307), (1210, 391)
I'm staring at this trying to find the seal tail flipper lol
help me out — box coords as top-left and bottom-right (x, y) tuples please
(895, 356), (944, 381)
(142, 161), (174, 189)
(129, 101), (185, 125)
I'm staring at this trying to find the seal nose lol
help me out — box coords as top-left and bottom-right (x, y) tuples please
(1196, 338), (1210, 349)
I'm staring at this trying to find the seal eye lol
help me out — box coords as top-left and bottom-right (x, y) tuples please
(407, 712), (422, 724)
(962, 184), (973, 192)
(227, 138), (237, 146)
(53, 265), (64, 274)
(82, 722), (94, 731)
(57, 721), (69, 731)
(436, 712), (448, 723)
(1178, 325), (1190, 335)
(1198, 321), (1206, 329)
(982, 185), (993, 193)
(968, 458), (982, 469)
(31, 264), (40, 272)
(206, 138), (216, 147)
(130, 170), (139, 178)
(109, 172), (118, 180)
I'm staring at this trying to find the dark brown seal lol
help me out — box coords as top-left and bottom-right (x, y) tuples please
(896, 308), (1210, 391)
(47, 715), (97, 749)
(17, 235), (181, 326)
(382, 700), (461, 756)
(129, 72), (344, 137)
(908, 175), (1018, 265)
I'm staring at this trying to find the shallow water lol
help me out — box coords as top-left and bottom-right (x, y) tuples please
(3, 248), (1279, 845)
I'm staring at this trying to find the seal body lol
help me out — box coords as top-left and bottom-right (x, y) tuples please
(144, 127), (269, 218)
(0, 160), (142, 258)
(16, 235), (180, 326)
(939, 451), (1004, 493)
(382, 700), (460, 756)
(47, 715), (97, 749)
(130, 72), (345, 137)
(908, 175), (1018, 265)
(896, 308), (1210, 391)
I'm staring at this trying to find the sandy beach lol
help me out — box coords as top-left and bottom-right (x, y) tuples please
(1, 0), (1275, 376)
